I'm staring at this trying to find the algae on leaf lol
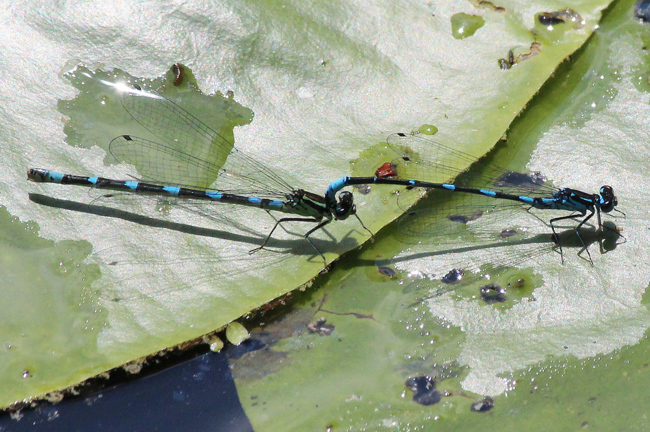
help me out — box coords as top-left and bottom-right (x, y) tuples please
(0, 208), (104, 407)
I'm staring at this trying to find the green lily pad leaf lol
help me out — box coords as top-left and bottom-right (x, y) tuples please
(231, 0), (650, 429)
(0, 208), (103, 408)
(4, 0), (613, 411)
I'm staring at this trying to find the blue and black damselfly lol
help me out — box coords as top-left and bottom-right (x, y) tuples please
(325, 131), (621, 264)
(28, 85), (370, 261)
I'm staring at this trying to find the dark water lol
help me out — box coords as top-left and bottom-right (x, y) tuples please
(0, 351), (253, 432)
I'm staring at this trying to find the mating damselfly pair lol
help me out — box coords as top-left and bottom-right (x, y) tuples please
(28, 85), (620, 265)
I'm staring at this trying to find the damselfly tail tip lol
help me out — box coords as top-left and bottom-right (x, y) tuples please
(27, 168), (45, 182)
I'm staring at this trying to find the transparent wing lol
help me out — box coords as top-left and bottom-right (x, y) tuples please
(93, 243), (295, 304)
(396, 192), (529, 240)
(109, 135), (220, 189)
(109, 135), (291, 200)
(85, 185), (268, 239)
(113, 86), (294, 196)
(384, 132), (558, 210)
(392, 207), (621, 286)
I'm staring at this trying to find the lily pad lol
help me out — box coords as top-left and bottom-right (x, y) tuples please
(231, 0), (650, 429)
(2, 0), (612, 411)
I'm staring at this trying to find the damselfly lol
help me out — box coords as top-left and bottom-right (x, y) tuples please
(325, 131), (621, 264)
(28, 85), (369, 261)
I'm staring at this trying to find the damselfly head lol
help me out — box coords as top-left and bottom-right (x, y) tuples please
(334, 191), (356, 219)
(599, 185), (617, 212)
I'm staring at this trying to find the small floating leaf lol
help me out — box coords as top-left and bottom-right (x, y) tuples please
(226, 322), (250, 346)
